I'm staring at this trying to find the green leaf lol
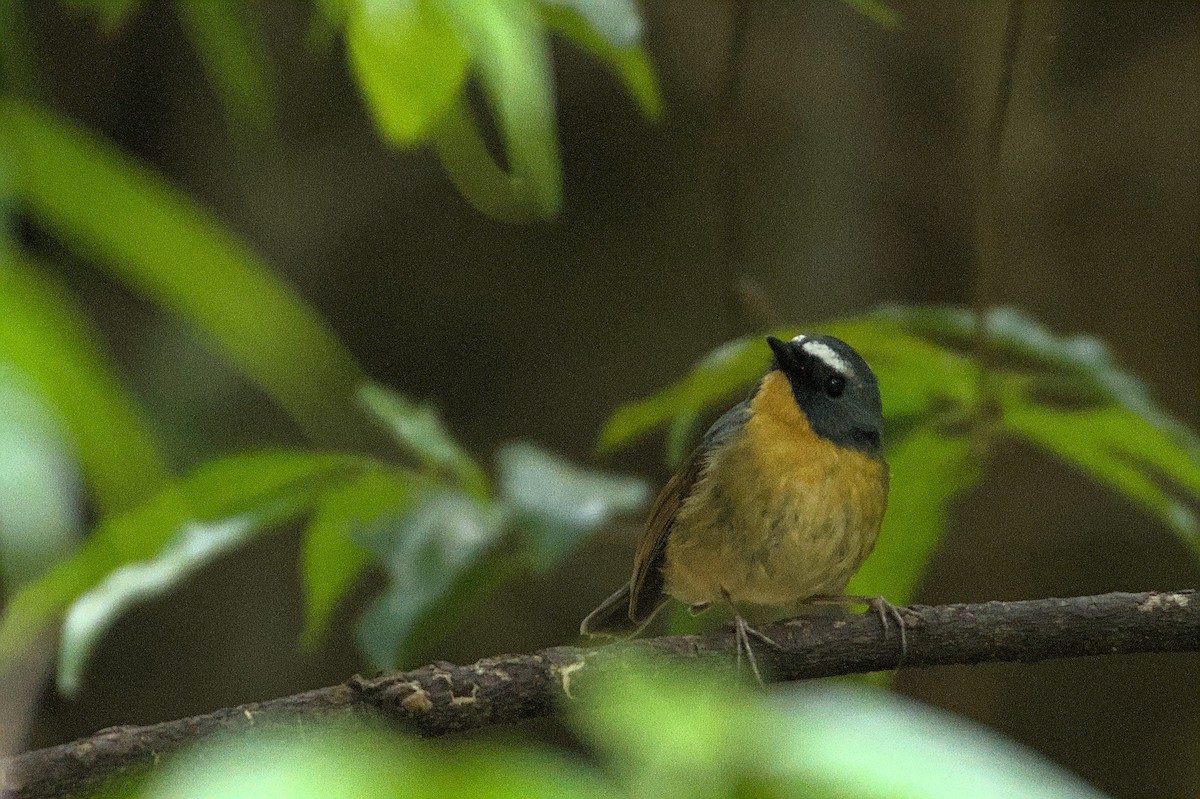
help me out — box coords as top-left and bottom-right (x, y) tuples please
(144, 720), (619, 799)
(347, 0), (470, 145)
(175, 0), (277, 134)
(0, 450), (371, 668)
(575, 661), (1107, 799)
(358, 382), (489, 498)
(880, 305), (1196, 447)
(0, 364), (82, 590)
(769, 683), (1107, 798)
(847, 428), (977, 603)
(439, 0), (563, 218)
(0, 248), (169, 514)
(355, 489), (508, 668)
(496, 442), (647, 568)
(539, 0), (641, 46)
(300, 470), (421, 650)
(1003, 398), (1200, 549)
(573, 659), (753, 799)
(540, 4), (662, 119)
(597, 334), (768, 455)
(58, 513), (268, 694)
(0, 98), (370, 448)
(430, 93), (542, 223)
(0, 487), (187, 669)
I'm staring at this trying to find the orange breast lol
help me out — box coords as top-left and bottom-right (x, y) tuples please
(663, 371), (888, 610)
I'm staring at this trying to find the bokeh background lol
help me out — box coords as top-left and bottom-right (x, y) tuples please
(2, 2), (1197, 797)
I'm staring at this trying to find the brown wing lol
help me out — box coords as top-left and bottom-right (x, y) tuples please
(627, 447), (708, 621)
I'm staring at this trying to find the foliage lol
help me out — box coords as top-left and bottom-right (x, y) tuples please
(0, 384), (644, 692)
(0, 0), (660, 691)
(106, 662), (1107, 799)
(600, 305), (1200, 612)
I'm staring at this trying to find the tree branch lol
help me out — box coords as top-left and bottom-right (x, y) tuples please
(4, 590), (1197, 799)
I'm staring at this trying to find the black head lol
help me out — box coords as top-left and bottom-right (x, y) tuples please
(765, 334), (883, 455)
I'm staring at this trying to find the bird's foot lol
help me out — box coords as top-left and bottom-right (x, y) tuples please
(811, 594), (910, 662)
(722, 590), (781, 685)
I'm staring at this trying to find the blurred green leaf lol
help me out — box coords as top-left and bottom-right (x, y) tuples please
(838, 0), (901, 28)
(358, 382), (490, 498)
(430, 92), (542, 223)
(356, 489), (508, 668)
(60, 0), (141, 32)
(1004, 397), (1200, 549)
(175, 0), (277, 134)
(597, 334), (768, 455)
(575, 660), (1107, 799)
(573, 660), (753, 799)
(0, 364), (82, 590)
(497, 441), (646, 568)
(440, 0), (563, 218)
(0, 450), (371, 669)
(540, 0), (641, 46)
(769, 682), (1106, 798)
(58, 513), (266, 694)
(300, 470), (421, 650)
(880, 305), (1196, 447)
(0, 98), (370, 448)
(0, 248), (169, 514)
(540, 4), (662, 119)
(141, 718), (618, 799)
(825, 316), (977, 420)
(347, 0), (470, 145)
(0, 487), (187, 669)
(848, 428), (977, 603)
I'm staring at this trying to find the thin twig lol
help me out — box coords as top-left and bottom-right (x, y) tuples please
(3, 590), (1197, 799)
(971, 0), (1026, 457)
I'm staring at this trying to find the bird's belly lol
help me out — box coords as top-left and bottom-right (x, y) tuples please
(662, 432), (886, 609)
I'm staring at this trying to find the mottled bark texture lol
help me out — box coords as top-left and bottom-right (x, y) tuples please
(3, 590), (1196, 799)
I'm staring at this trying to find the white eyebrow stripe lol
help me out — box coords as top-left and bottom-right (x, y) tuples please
(801, 340), (851, 375)
(790, 334), (807, 344)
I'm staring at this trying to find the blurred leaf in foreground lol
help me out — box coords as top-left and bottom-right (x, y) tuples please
(340, 0), (660, 222)
(138, 718), (617, 799)
(540, 1), (662, 119)
(574, 659), (1109, 799)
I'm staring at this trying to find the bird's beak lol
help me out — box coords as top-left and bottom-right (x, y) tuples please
(766, 336), (794, 371)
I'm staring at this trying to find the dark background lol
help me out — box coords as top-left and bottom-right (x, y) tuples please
(11, 2), (1200, 797)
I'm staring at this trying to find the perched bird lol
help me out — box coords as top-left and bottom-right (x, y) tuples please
(581, 334), (898, 679)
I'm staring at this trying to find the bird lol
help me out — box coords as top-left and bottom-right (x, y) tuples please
(581, 333), (899, 681)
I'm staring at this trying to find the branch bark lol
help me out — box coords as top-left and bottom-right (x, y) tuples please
(4, 590), (1197, 799)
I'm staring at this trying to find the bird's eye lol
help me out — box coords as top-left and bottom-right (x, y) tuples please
(824, 374), (846, 398)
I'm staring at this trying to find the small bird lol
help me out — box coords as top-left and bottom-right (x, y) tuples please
(581, 334), (898, 680)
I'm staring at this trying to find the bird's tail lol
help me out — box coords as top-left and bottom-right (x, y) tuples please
(580, 583), (667, 638)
